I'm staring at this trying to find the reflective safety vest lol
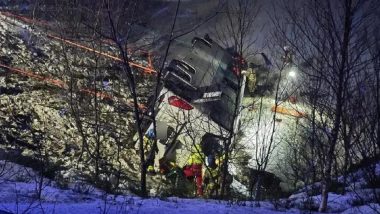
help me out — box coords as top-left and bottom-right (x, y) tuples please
(204, 168), (219, 182)
(246, 68), (256, 94)
(186, 144), (204, 165)
(143, 136), (154, 153)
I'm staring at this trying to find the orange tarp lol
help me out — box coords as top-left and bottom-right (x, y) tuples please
(271, 105), (306, 118)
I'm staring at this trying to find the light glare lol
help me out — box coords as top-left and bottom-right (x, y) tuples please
(289, 70), (296, 78)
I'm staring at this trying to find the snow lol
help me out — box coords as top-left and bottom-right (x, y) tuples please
(239, 97), (306, 173)
(0, 162), (291, 214)
(341, 203), (380, 214)
(0, 183), (286, 214)
(285, 162), (380, 213)
(287, 191), (380, 213)
(0, 199), (287, 214)
(1, 6), (379, 214)
(1, 161), (378, 213)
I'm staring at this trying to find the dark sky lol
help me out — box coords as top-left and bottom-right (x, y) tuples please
(148, 0), (275, 53)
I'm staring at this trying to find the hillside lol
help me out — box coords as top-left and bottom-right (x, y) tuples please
(1, 1), (380, 214)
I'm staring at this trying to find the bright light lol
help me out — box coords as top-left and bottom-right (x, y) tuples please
(289, 70), (296, 78)
(288, 67), (297, 78)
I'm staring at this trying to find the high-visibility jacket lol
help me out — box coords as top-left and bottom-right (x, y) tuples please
(204, 167), (219, 184)
(246, 68), (256, 94)
(143, 136), (149, 144)
(186, 144), (204, 165)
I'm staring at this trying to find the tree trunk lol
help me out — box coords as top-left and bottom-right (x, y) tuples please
(133, 88), (147, 197)
(254, 173), (262, 202)
(220, 146), (229, 198)
(319, 177), (330, 212)
(104, 2), (147, 196)
(319, 0), (353, 211)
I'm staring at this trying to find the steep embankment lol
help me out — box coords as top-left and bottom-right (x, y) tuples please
(0, 12), (154, 193)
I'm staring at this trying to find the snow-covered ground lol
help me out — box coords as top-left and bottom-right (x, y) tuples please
(1, 5), (379, 214)
(238, 96), (306, 172)
(0, 195), (287, 214)
(285, 162), (380, 214)
(0, 162), (288, 214)
(1, 161), (379, 214)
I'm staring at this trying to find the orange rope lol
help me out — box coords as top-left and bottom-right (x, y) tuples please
(47, 34), (156, 74)
(0, 63), (67, 88)
(147, 52), (153, 69)
(1, 11), (156, 74)
(79, 88), (112, 100)
(1, 11), (151, 111)
(0, 11), (49, 27)
(0, 63), (147, 110)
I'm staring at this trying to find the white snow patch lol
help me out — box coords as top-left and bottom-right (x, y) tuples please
(0, 162), (288, 214)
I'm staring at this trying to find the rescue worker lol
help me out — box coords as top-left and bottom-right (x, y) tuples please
(183, 143), (204, 196)
(161, 159), (183, 183)
(199, 133), (224, 197)
(246, 67), (256, 96)
(159, 158), (178, 175)
(144, 129), (157, 174)
(204, 154), (234, 197)
(203, 156), (220, 197)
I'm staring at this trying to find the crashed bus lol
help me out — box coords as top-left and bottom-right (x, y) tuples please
(140, 35), (248, 195)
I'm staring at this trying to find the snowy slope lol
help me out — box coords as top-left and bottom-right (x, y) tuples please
(0, 197), (289, 214)
(1, 161), (379, 213)
(285, 162), (380, 213)
(0, 163), (288, 214)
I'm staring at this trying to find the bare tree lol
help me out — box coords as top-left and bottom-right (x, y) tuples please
(21, 0), (158, 195)
(207, 0), (263, 198)
(272, 0), (379, 211)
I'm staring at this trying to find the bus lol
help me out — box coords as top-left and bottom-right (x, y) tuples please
(142, 35), (247, 172)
